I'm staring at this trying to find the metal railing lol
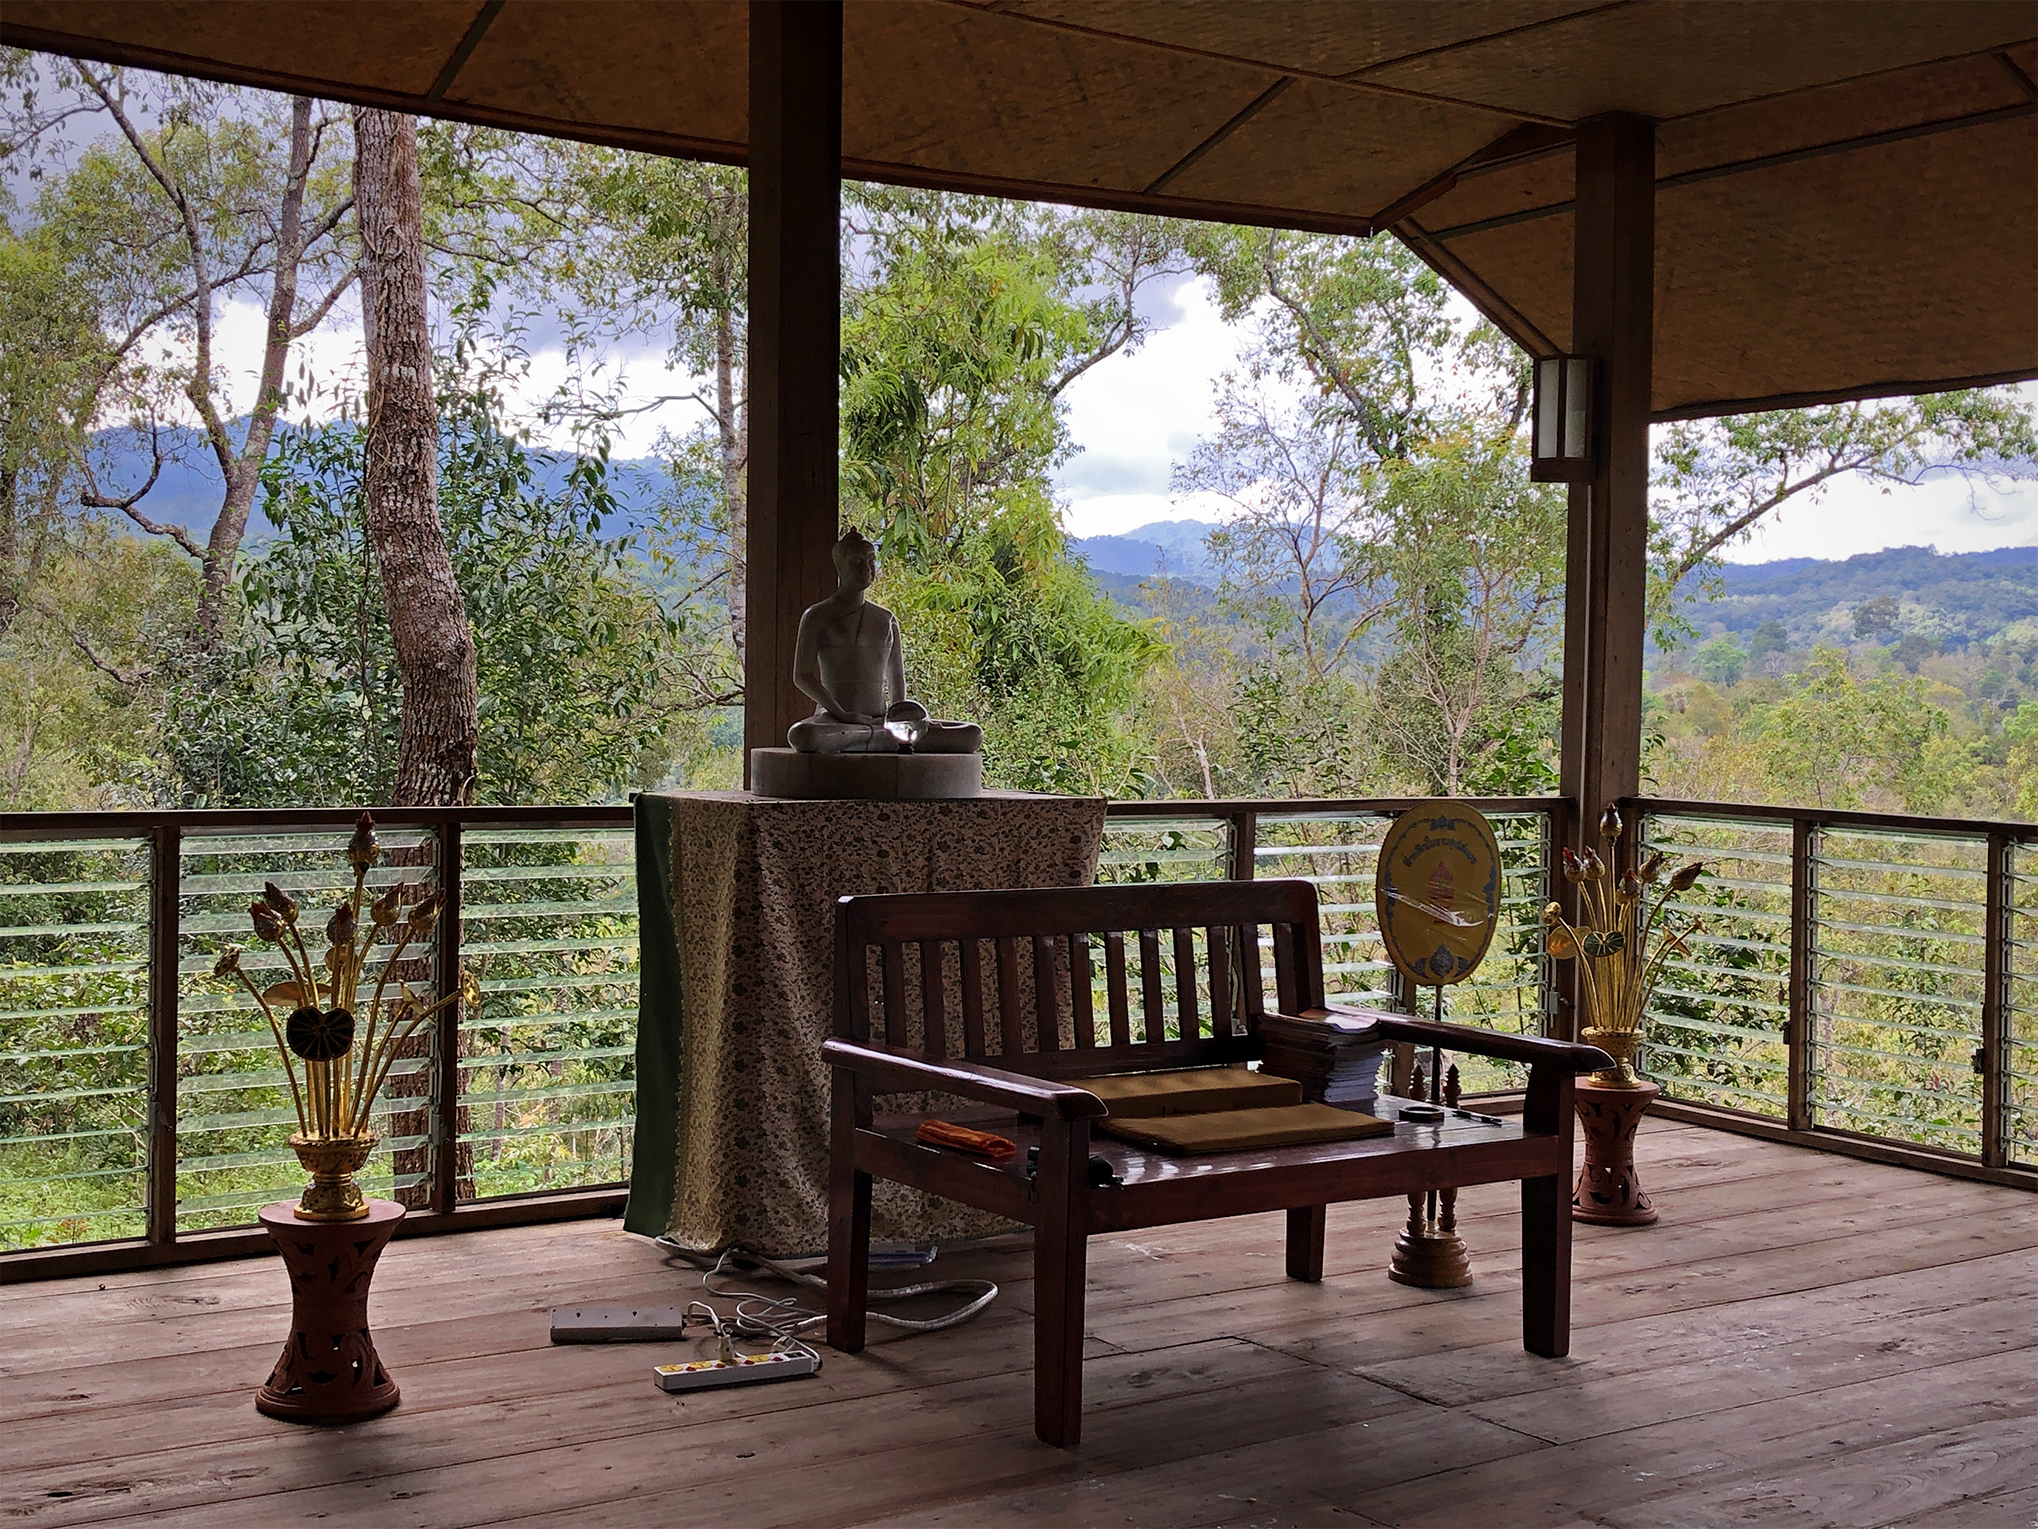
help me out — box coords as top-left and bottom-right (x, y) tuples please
(2, 806), (637, 1277)
(9, 789), (2033, 1278)
(1634, 798), (2038, 1183)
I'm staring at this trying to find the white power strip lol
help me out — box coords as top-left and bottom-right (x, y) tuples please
(654, 1352), (821, 1393)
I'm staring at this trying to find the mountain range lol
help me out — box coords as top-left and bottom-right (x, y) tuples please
(79, 428), (2038, 649)
(1068, 521), (2038, 649)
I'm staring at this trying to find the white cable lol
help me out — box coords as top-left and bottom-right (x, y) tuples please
(655, 1238), (999, 1339)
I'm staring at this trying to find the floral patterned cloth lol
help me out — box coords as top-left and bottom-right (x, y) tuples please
(624, 789), (1105, 1256)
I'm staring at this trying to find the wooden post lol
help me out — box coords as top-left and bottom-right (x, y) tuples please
(744, 0), (843, 778)
(1558, 113), (1654, 1038)
(145, 824), (181, 1245)
(430, 820), (464, 1215)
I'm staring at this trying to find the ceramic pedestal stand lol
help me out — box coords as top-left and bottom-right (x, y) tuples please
(256, 1199), (404, 1421)
(1572, 1078), (1660, 1226)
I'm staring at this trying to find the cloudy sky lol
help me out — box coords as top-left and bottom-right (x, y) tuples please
(201, 277), (2038, 566)
(1052, 278), (2038, 562)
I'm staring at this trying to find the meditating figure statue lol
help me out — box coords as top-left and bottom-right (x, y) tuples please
(787, 531), (983, 755)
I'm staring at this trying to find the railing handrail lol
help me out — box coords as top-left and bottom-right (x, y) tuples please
(1628, 795), (2038, 842)
(0, 804), (636, 841)
(1101, 795), (1564, 818)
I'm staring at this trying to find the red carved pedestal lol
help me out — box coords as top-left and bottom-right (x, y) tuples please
(256, 1199), (404, 1422)
(1572, 1079), (1660, 1226)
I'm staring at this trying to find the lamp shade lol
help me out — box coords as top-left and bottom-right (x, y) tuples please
(1531, 356), (1593, 483)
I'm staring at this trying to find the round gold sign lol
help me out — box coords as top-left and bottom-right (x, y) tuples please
(1374, 801), (1503, 988)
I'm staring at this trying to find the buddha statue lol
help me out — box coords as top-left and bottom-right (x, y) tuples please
(787, 531), (983, 756)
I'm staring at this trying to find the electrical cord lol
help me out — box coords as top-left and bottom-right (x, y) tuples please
(655, 1238), (999, 1351)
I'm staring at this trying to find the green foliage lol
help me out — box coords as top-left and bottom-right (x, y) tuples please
(1692, 636), (1746, 686)
(143, 356), (700, 807)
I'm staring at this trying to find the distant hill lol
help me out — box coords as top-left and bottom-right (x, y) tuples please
(1685, 543), (2038, 648)
(1070, 520), (1220, 581)
(1074, 519), (2038, 652)
(80, 422), (671, 540)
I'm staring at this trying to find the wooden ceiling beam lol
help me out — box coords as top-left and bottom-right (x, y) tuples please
(1143, 76), (1295, 196)
(1651, 366), (2038, 424)
(1393, 217), (1559, 360)
(427, 0), (504, 102)
(1366, 121), (1575, 233)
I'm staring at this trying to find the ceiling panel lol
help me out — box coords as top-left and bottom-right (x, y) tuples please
(449, 2), (744, 144)
(1365, 1), (2037, 122)
(1165, 77), (1506, 218)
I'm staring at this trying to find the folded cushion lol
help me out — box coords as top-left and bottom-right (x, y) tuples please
(1082, 1066), (1303, 1118)
(1098, 1102), (1394, 1155)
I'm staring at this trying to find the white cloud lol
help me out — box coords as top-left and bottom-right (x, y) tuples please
(1715, 469), (2038, 563)
(1054, 277), (1250, 537)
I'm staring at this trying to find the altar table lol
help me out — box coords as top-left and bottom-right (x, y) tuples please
(624, 789), (1106, 1256)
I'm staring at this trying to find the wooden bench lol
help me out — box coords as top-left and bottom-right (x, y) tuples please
(822, 879), (1611, 1446)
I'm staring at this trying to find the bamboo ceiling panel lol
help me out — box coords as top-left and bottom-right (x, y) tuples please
(5, 0), (2034, 418)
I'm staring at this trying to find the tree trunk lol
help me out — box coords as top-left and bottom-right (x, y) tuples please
(716, 301), (749, 665)
(355, 108), (477, 809)
(356, 109), (478, 1212)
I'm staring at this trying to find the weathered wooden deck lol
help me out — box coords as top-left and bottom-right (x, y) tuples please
(4, 1119), (2035, 1528)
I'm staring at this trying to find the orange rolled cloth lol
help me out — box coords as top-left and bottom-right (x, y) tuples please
(915, 1119), (1018, 1160)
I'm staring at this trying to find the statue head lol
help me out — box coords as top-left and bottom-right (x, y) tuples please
(833, 529), (878, 593)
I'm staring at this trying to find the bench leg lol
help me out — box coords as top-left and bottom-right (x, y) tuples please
(1034, 1120), (1090, 1447)
(826, 1088), (871, 1353)
(1521, 1171), (1570, 1357)
(1285, 1205), (1326, 1282)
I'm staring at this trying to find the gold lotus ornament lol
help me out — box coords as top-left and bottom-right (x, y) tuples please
(214, 814), (480, 1220)
(1543, 807), (1704, 1087)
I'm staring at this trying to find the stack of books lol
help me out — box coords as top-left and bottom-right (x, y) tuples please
(1258, 1006), (1393, 1115)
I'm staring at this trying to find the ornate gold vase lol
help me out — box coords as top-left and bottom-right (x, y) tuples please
(1580, 1025), (1645, 1087)
(289, 1132), (378, 1221)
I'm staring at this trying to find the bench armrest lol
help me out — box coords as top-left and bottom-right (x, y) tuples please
(1284, 1006), (1614, 1074)
(821, 1038), (1108, 1120)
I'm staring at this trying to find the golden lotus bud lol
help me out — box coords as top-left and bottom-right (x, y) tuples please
(1582, 849), (1607, 881)
(1619, 870), (1641, 898)
(1599, 805), (1623, 841)
(213, 944), (243, 978)
(250, 900), (286, 943)
(326, 901), (357, 948)
(346, 812), (380, 873)
(1639, 850), (1665, 884)
(407, 889), (444, 938)
(1561, 847), (1586, 884)
(371, 882), (404, 927)
(1669, 861), (1705, 892)
(1541, 900), (1562, 926)
(262, 881), (299, 925)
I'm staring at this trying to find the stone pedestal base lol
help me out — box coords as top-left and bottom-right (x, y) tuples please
(1573, 1078), (1660, 1226)
(749, 747), (982, 800)
(256, 1199), (403, 1422)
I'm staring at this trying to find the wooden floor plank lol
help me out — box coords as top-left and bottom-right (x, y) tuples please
(2, 1121), (2033, 1529)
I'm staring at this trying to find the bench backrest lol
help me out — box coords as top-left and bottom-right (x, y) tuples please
(833, 879), (1326, 1080)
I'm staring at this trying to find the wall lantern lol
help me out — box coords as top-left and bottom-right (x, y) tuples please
(1530, 355), (1593, 482)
